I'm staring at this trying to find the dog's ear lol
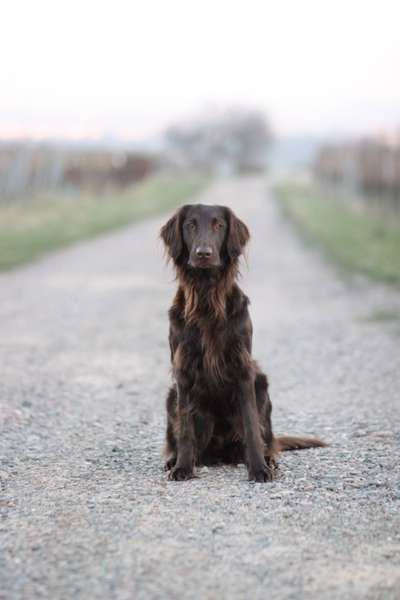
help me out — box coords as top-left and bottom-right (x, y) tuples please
(160, 206), (187, 262)
(225, 207), (250, 259)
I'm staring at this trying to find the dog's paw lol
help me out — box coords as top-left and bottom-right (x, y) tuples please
(248, 465), (274, 483)
(164, 454), (177, 471)
(168, 466), (195, 481)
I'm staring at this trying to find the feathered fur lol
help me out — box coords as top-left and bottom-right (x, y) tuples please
(160, 204), (326, 482)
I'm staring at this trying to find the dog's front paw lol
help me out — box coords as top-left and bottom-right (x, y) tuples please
(164, 454), (177, 471)
(248, 465), (274, 483)
(168, 465), (195, 481)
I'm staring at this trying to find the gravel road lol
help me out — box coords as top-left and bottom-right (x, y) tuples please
(1, 177), (400, 600)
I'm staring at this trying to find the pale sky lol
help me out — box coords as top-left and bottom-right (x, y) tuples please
(1, 0), (399, 141)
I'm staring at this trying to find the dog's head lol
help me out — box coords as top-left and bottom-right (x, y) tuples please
(160, 204), (249, 269)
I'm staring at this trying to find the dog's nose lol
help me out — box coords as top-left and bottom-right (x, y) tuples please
(196, 246), (213, 259)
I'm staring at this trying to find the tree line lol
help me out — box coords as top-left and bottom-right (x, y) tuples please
(0, 142), (158, 200)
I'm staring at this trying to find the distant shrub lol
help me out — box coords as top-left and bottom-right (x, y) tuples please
(314, 136), (400, 209)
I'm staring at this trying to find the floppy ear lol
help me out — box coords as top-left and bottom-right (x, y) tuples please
(160, 206), (187, 262)
(226, 208), (250, 259)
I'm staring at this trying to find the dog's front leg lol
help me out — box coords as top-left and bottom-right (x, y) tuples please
(238, 379), (273, 482)
(168, 384), (196, 481)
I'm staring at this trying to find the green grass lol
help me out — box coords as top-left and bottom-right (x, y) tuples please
(364, 309), (400, 323)
(363, 309), (400, 336)
(274, 181), (400, 285)
(0, 173), (208, 271)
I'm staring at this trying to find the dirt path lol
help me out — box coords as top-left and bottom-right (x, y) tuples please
(1, 177), (399, 600)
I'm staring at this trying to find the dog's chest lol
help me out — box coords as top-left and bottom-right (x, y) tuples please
(183, 321), (232, 379)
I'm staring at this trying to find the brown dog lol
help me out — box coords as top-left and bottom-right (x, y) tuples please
(161, 204), (325, 482)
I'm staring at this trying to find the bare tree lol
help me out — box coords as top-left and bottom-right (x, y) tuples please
(165, 108), (273, 174)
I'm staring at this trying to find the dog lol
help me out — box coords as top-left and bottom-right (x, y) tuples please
(160, 204), (326, 482)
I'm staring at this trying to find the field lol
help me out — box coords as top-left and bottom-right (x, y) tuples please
(0, 173), (207, 271)
(275, 181), (400, 286)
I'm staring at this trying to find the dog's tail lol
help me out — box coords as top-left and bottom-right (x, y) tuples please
(275, 435), (327, 452)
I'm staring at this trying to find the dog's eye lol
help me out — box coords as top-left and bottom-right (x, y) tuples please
(186, 221), (196, 231)
(214, 221), (224, 231)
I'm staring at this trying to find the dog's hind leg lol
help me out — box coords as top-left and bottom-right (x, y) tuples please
(164, 385), (178, 470)
(255, 372), (278, 468)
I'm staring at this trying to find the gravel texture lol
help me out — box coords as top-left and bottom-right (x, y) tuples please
(1, 177), (400, 600)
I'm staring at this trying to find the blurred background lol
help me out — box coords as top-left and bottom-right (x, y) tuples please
(0, 0), (399, 281)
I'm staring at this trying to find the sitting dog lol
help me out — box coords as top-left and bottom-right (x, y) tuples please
(160, 204), (325, 482)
